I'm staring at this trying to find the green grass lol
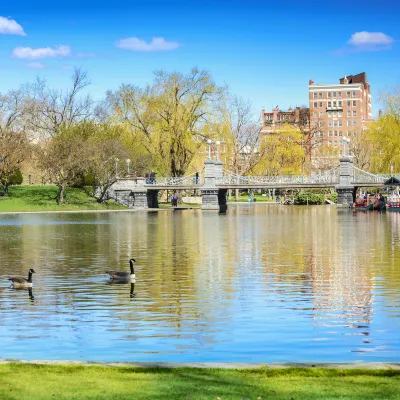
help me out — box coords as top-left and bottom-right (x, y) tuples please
(0, 364), (399, 400)
(159, 202), (201, 209)
(0, 185), (127, 212)
(228, 194), (278, 203)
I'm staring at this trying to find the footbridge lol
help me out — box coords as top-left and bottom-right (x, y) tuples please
(107, 157), (399, 210)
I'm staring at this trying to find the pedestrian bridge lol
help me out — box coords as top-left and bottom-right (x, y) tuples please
(107, 157), (400, 210)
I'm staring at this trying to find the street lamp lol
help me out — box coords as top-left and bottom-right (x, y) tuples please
(207, 139), (212, 159)
(126, 159), (131, 175)
(215, 141), (220, 160)
(342, 137), (350, 157)
(114, 158), (119, 179)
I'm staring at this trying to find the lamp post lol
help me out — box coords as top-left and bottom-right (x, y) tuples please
(126, 159), (131, 175)
(207, 139), (212, 159)
(114, 158), (119, 179)
(215, 141), (220, 160)
(342, 136), (348, 157)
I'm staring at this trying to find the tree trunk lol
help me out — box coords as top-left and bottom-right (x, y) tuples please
(4, 181), (9, 195)
(57, 184), (65, 204)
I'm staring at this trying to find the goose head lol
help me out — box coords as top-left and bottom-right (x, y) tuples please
(29, 269), (36, 274)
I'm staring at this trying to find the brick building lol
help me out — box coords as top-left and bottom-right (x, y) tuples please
(309, 72), (372, 155)
(261, 106), (309, 135)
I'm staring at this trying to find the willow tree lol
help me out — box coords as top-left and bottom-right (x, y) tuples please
(366, 88), (400, 173)
(107, 68), (223, 176)
(256, 123), (305, 176)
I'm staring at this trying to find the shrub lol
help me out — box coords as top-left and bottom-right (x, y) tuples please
(9, 170), (23, 185)
(295, 191), (325, 205)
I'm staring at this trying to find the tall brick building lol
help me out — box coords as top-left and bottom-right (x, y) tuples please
(309, 72), (372, 155)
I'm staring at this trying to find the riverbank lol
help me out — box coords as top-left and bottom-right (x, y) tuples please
(0, 362), (399, 400)
(0, 185), (126, 213)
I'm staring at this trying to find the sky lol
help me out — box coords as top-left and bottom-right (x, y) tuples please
(1, 0), (399, 118)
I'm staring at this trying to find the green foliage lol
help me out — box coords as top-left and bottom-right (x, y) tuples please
(295, 191), (326, 205)
(8, 169), (23, 185)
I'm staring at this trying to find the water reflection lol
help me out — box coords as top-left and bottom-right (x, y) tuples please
(0, 206), (399, 362)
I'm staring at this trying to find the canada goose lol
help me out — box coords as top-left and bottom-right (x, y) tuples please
(106, 259), (136, 281)
(8, 269), (36, 288)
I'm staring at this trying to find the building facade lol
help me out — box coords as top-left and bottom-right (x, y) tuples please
(261, 106), (309, 135)
(309, 72), (372, 155)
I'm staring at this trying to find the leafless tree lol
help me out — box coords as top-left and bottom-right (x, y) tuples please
(24, 68), (93, 137)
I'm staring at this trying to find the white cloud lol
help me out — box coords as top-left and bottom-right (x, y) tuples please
(0, 16), (26, 36)
(12, 45), (71, 59)
(116, 37), (180, 52)
(346, 31), (394, 51)
(27, 62), (45, 69)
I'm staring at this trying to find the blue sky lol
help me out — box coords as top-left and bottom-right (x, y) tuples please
(1, 0), (399, 117)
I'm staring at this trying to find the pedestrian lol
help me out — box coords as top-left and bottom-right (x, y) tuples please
(195, 172), (199, 185)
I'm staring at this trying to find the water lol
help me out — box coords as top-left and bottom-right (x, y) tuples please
(0, 205), (399, 363)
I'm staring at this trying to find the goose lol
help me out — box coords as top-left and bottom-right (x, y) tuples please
(8, 269), (36, 288)
(106, 259), (136, 281)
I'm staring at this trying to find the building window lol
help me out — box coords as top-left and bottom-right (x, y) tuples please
(328, 101), (332, 107)
(313, 102), (318, 108)
(347, 110), (351, 117)
(319, 92), (323, 98)
(333, 111), (337, 117)
(353, 101), (356, 106)
(339, 130), (342, 136)
(313, 112), (318, 118)
(338, 121), (342, 127)
(328, 111), (332, 117)
(333, 121), (338, 127)
(352, 91), (356, 97)
(319, 121), (324, 127)
(352, 110), (356, 116)
(353, 121), (357, 126)
(334, 141), (338, 146)
(346, 91), (351, 98)
(338, 101), (342, 107)
(347, 101), (351, 107)
(347, 121), (351, 127)
(338, 92), (342, 98)
(338, 111), (343, 117)
(319, 102), (323, 108)
(329, 131), (333, 136)
(328, 92), (332, 97)
(313, 93), (318, 98)
(332, 91), (336, 97)
(319, 132), (324, 137)
(328, 121), (333, 127)
(334, 131), (338, 136)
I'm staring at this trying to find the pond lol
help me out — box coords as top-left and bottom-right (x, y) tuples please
(0, 205), (399, 363)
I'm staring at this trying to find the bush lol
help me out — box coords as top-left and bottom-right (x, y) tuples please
(295, 191), (325, 205)
(9, 170), (23, 185)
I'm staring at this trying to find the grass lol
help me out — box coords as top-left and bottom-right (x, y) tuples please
(0, 364), (399, 400)
(159, 202), (201, 209)
(228, 194), (278, 203)
(0, 185), (127, 213)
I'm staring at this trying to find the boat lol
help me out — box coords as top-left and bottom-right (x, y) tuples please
(353, 196), (374, 211)
(387, 194), (400, 211)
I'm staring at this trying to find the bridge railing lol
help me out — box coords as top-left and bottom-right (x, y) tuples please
(351, 166), (394, 184)
(217, 167), (340, 185)
(144, 170), (204, 186)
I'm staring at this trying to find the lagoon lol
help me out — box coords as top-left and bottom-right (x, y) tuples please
(0, 205), (399, 363)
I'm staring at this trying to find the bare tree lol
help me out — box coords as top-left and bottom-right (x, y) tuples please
(349, 129), (372, 170)
(24, 68), (93, 137)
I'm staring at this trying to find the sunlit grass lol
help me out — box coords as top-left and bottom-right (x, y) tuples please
(0, 185), (126, 212)
(0, 364), (399, 400)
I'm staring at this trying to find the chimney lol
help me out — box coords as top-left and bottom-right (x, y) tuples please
(261, 108), (266, 125)
(378, 109), (382, 118)
(272, 106), (279, 122)
(295, 107), (300, 122)
(309, 79), (314, 86)
(343, 75), (348, 84)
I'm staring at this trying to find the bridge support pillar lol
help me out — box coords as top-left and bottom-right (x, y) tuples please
(335, 156), (354, 207)
(131, 190), (148, 208)
(147, 190), (159, 208)
(201, 158), (219, 210)
(218, 189), (228, 213)
(114, 190), (135, 208)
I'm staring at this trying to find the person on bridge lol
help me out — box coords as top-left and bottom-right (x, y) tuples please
(195, 172), (199, 184)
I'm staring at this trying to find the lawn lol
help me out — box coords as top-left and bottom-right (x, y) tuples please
(0, 185), (126, 212)
(0, 363), (399, 400)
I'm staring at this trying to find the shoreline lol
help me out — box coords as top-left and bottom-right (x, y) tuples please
(1, 359), (399, 369)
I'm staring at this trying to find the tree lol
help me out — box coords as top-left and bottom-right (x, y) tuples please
(107, 68), (224, 176)
(348, 129), (372, 170)
(24, 68), (93, 138)
(365, 88), (400, 173)
(38, 125), (88, 203)
(0, 89), (29, 193)
(256, 123), (305, 176)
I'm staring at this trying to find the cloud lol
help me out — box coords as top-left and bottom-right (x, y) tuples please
(0, 16), (26, 36)
(27, 62), (45, 69)
(116, 37), (180, 52)
(335, 31), (395, 54)
(12, 45), (71, 59)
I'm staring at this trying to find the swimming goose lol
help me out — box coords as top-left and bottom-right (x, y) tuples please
(106, 259), (136, 281)
(8, 269), (36, 288)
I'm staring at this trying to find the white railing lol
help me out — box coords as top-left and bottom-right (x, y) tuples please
(217, 166), (340, 185)
(144, 170), (204, 186)
(351, 166), (393, 184)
